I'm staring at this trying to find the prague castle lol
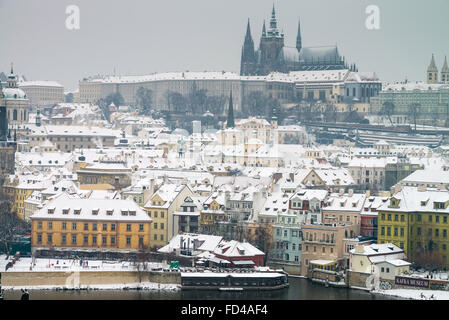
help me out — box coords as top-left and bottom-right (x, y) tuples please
(240, 5), (357, 76)
(426, 54), (449, 84)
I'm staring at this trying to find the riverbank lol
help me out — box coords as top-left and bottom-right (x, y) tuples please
(372, 289), (449, 300)
(1, 282), (180, 291)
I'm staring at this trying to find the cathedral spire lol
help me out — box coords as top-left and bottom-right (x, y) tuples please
(268, 4), (279, 37)
(245, 18), (252, 41)
(226, 90), (235, 129)
(442, 56), (449, 83)
(427, 54), (439, 84)
(428, 54), (438, 72)
(442, 56), (449, 72)
(296, 18), (302, 52)
(10, 62), (14, 74)
(262, 20), (266, 38)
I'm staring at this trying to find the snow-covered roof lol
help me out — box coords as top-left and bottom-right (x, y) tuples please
(19, 80), (63, 88)
(31, 193), (150, 222)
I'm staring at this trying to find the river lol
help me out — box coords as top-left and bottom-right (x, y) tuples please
(1, 277), (397, 300)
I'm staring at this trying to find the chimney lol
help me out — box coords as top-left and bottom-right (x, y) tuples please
(417, 185), (426, 192)
(273, 172), (282, 184)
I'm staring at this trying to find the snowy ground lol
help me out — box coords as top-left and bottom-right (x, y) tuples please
(373, 289), (449, 300)
(0, 255), (169, 272)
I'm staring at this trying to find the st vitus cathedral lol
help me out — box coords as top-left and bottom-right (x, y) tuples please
(240, 5), (357, 76)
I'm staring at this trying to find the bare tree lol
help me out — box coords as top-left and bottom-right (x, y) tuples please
(0, 202), (29, 258)
(380, 101), (395, 126)
(408, 102), (421, 131)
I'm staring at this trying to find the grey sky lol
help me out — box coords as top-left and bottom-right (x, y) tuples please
(1, 0), (448, 91)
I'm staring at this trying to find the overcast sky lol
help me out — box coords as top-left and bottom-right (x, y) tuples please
(1, 0), (449, 91)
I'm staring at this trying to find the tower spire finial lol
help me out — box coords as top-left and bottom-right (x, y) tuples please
(10, 62), (14, 74)
(296, 18), (302, 51)
(262, 20), (266, 37)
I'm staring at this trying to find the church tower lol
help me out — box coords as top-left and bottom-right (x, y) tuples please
(240, 19), (257, 76)
(427, 54), (439, 84)
(441, 56), (449, 84)
(258, 4), (285, 75)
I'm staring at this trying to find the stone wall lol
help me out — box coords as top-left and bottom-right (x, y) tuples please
(267, 261), (301, 276)
(0, 271), (181, 287)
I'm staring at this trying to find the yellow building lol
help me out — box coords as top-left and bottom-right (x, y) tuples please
(144, 184), (193, 249)
(200, 192), (226, 234)
(378, 186), (449, 268)
(30, 194), (152, 253)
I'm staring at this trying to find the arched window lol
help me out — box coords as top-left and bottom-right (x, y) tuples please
(13, 109), (17, 121)
(24, 109), (27, 120)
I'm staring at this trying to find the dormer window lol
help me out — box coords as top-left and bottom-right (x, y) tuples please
(435, 202), (446, 210)
(106, 209), (114, 216)
(62, 208), (69, 215)
(74, 208), (81, 215)
(47, 207), (55, 214)
(121, 210), (128, 216)
(129, 210), (136, 216)
(92, 209), (99, 215)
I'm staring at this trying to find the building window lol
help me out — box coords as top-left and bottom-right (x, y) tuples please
(394, 227), (398, 237)
(160, 235), (164, 241)
(84, 235), (88, 244)
(161, 223), (164, 230)
(139, 224), (144, 232)
(62, 234), (66, 244)
(111, 224), (116, 231)
(126, 224), (131, 232)
(111, 236), (116, 245)
(429, 215), (433, 222)
(154, 234), (157, 241)
(400, 228), (404, 237)
(38, 221), (42, 229)
(394, 215), (398, 221)
(126, 236), (131, 246)
(387, 214), (391, 221)
(72, 222), (77, 230)
(154, 223), (158, 229)
(48, 222), (53, 230)
(387, 227), (391, 236)
(72, 235), (77, 244)
(84, 223), (89, 231)
(47, 234), (52, 244)
(62, 222), (67, 230)
(139, 237), (144, 247)
(92, 236), (97, 245)
(103, 224), (107, 231)
(401, 215), (405, 222)
(93, 223), (97, 231)
(102, 236), (107, 245)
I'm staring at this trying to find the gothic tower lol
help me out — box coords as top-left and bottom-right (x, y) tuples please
(427, 54), (439, 84)
(240, 19), (256, 76)
(226, 90), (235, 128)
(258, 4), (285, 75)
(296, 18), (302, 52)
(441, 56), (449, 84)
